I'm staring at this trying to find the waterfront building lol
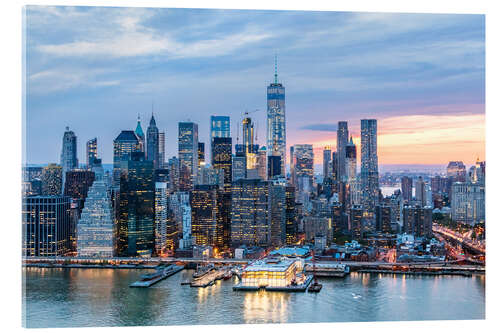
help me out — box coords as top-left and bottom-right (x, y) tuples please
(190, 185), (219, 247)
(401, 176), (413, 202)
(178, 122), (199, 191)
(210, 115), (230, 164)
(323, 146), (332, 179)
(77, 178), (114, 257)
(451, 181), (485, 225)
(266, 56), (286, 176)
(233, 154), (246, 181)
(360, 119), (379, 213)
(285, 186), (297, 245)
(239, 258), (301, 288)
(345, 137), (357, 185)
(117, 152), (155, 257)
(146, 114), (160, 169)
(86, 138), (97, 169)
(135, 114), (145, 152)
(23, 196), (71, 256)
(350, 204), (364, 240)
(60, 126), (78, 187)
(447, 161), (467, 182)
(402, 205), (433, 237)
(336, 121), (349, 181)
(231, 179), (270, 247)
(375, 205), (392, 233)
(158, 131), (165, 169)
(112, 130), (141, 186)
(41, 163), (62, 195)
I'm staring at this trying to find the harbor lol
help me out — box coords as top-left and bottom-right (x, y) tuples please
(129, 264), (184, 288)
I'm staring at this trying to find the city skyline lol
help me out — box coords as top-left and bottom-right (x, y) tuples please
(25, 7), (484, 166)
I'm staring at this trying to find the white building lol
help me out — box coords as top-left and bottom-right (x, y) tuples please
(154, 182), (168, 255)
(451, 182), (485, 225)
(77, 180), (114, 257)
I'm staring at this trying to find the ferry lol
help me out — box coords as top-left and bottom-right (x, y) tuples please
(193, 263), (215, 280)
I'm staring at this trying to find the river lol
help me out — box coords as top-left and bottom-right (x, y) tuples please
(22, 267), (485, 328)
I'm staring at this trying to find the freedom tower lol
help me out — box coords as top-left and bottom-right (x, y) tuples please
(267, 55), (286, 176)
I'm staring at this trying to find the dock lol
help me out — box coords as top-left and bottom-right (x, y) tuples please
(129, 265), (184, 288)
(190, 268), (229, 288)
(233, 275), (313, 292)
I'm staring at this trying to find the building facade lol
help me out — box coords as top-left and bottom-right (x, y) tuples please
(178, 122), (199, 191)
(146, 114), (160, 169)
(336, 121), (349, 181)
(360, 119), (379, 213)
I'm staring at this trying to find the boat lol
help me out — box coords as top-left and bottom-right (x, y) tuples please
(308, 282), (323, 292)
(193, 263), (215, 280)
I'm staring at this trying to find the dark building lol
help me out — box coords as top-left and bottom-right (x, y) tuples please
(117, 152), (155, 257)
(212, 137), (232, 185)
(268, 155), (282, 179)
(22, 196), (71, 256)
(285, 186), (297, 245)
(269, 180), (286, 247)
(41, 164), (63, 195)
(64, 170), (95, 215)
(401, 176), (413, 202)
(350, 205), (364, 240)
(190, 185), (219, 247)
(403, 205), (433, 238)
(23, 166), (43, 182)
(113, 130), (141, 186)
(178, 122), (199, 192)
(86, 138), (98, 168)
(198, 142), (205, 167)
(146, 114), (160, 169)
(332, 202), (346, 234)
(331, 151), (338, 181)
(360, 119), (379, 214)
(375, 205), (392, 233)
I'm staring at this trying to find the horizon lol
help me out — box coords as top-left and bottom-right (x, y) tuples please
(25, 7), (485, 166)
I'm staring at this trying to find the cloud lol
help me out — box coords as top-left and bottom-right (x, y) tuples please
(299, 123), (338, 132)
(28, 69), (120, 94)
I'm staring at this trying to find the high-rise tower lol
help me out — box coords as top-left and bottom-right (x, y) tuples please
(178, 122), (199, 191)
(60, 126), (78, 187)
(336, 121), (349, 181)
(346, 136), (357, 185)
(146, 113), (160, 169)
(86, 138), (97, 169)
(267, 55), (286, 176)
(135, 114), (145, 152)
(360, 119), (379, 213)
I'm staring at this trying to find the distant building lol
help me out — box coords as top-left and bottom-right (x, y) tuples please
(232, 155), (246, 181)
(112, 130), (141, 186)
(323, 146), (332, 179)
(267, 57), (286, 176)
(135, 114), (145, 152)
(158, 131), (166, 169)
(285, 186), (297, 245)
(198, 142), (205, 168)
(77, 179), (114, 257)
(257, 146), (268, 180)
(415, 176), (426, 206)
(63, 170), (95, 216)
(167, 157), (180, 192)
(350, 204), (364, 240)
(212, 137), (232, 185)
(375, 205), (392, 233)
(267, 155), (281, 179)
(401, 176), (413, 202)
(345, 137), (357, 186)
(269, 178), (286, 247)
(146, 114), (160, 169)
(447, 161), (466, 182)
(210, 115), (230, 163)
(41, 164), (63, 196)
(117, 152), (155, 257)
(360, 119), (379, 213)
(292, 144), (313, 188)
(178, 122), (199, 191)
(451, 182), (485, 225)
(23, 196), (71, 256)
(154, 181), (169, 256)
(86, 138), (97, 169)
(336, 121), (349, 181)
(60, 126), (78, 187)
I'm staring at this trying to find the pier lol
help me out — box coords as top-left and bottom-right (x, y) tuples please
(129, 265), (184, 288)
(189, 267), (232, 288)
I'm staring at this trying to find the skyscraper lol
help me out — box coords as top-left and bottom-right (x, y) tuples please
(403, 205), (433, 237)
(158, 131), (166, 169)
(155, 179), (170, 256)
(210, 116), (230, 164)
(212, 137), (232, 185)
(178, 122), (199, 191)
(292, 144), (314, 201)
(375, 205), (392, 233)
(190, 185), (219, 247)
(447, 161), (467, 182)
(242, 117), (258, 170)
(112, 130), (141, 186)
(60, 126), (78, 187)
(257, 146), (268, 180)
(401, 176), (413, 202)
(135, 115), (145, 152)
(350, 204), (364, 240)
(77, 178), (114, 257)
(323, 146), (331, 179)
(267, 56), (286, 176)
(146, 114), (160, 169)
(117, 152), (155, 257)
(267, 155), (281, 179)
(285, 186), (297, 245)
(269, 177), (286, 247)
(86, 138), (97, 169)
(23, 196), (71, 256)
(198, 142), (205, 169)
(415, 176), (426, 206)
(336, 121), (349, 181)
(360, 119), (379, 213)
(41, 164), (62, 195)
(345, 136), (357, 185)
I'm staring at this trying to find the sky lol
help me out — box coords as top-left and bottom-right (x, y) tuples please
(24, 6), (485, 167)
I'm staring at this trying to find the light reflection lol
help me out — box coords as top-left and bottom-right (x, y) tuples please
(243, 290), (289, 323)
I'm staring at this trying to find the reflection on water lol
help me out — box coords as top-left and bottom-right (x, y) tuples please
(23, 268), (485, 328)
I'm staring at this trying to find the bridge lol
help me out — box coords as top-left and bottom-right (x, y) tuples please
(433, 224), (485, 255)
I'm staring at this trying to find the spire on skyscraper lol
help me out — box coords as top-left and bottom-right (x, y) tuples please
(274, 53), (278, 84)
(135, 114), (144, 139)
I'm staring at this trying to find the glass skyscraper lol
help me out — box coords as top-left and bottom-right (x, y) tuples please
(360, 119), (379, 213)
(146, 114), (160, 169)
(112, 130), (141, 186)
(60, 126), (78, 187)
(267, 57), (286, 176)
(86, 137), (97, 169)
(210, 115), (230, 164)
(178, 122), (199, 192)
(336, 121), (349, 182)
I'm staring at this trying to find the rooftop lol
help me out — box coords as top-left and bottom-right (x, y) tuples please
(244, 258), (296, 272)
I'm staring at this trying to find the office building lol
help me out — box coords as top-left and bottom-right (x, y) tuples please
(375, 205), (392, 233)
(41, 164), (63, 195)
(117, 152), (155, 257)
(401, 176), (413, 202)
(360, 119), (379, 213)
(402, 205), (433, 237)
(60, 126), (78, 187)
(86, 138), (97, 169)
(77, 179), (114, 257)
(231, 179), (270, 247)
(146, 114), (160, 169)
(447, 161), (467, 182)
(210, 115), (230, 163)
(451, 182), (485, 225)
(257, 146), (268, 180)
(346, 136), (357, 185)
(233, 155), (246, 181)
(323, 146), (331, 179)
(198, 142), (205, 168)
(267, 155), (281, 179)
(336, 121), (349, 181)
(112, 130), (141, 186)
(135, 114), (145, 152)
(158, 131), (166, 169)
(23, 196), (71, 256)
(167, 157), (180, 192)
(190, 185), (219, 247)
(178, 122), (199, 191)
(285, 186), (297, 245)
(350, 204), (364, 240)
(415, 176), (426, 206)
(155, 180), (169, 256)
(267, 56), (286, 176)
(269, 178), (286, 247)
